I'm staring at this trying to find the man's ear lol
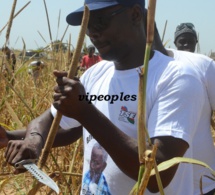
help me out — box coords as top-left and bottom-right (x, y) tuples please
(131, 5), (143, 24)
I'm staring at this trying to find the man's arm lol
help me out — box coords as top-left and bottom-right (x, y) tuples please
(0, 127), (26, 149)
(71, 102), (188, 190)
(53, 126), (82, 147)
(6, 130), (26, 141)
(4, 109), (53, 166)
(147, 137), (188, 192)
(25, 108), (82, 147)
(2, 126), (82, 149)
(4, 108), (82, 168)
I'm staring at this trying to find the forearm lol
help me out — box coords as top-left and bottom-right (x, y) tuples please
(25, 108), (82, 148)
(6, 129), (26, 140)
(53, 126), (82, 147)
(25, 108), (53, 142)
(147, 137), (188, 192)
(77, 104), (139, 180)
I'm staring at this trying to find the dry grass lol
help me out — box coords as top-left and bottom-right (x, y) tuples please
(0, 51), (83, 195)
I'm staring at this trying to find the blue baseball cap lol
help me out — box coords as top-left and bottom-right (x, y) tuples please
(66, 0), (145, 26)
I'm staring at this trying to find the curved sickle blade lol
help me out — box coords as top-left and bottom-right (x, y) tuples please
(15, 160), (59, 194)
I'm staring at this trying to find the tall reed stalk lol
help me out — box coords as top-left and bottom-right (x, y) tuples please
(43, 0), (52, 44)
(61, 24), (70, 43)
(0, 1), (31, 34)
(161, 20), (168, 43)
(5, 0), (17, 45)
(37, 30), (47, 44)
(27, 5), (90, 195)
(2, 0), (17, 79)
(38, 5), (89, 169)
(136, 0), (164, 194)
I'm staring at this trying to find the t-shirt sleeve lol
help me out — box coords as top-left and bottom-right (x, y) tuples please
(148, 74), (205, 144)
(206, 60), (215, 110)
(50, 105), (81, 130)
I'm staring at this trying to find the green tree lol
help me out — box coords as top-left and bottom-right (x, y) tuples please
(51, 40), (67, 52)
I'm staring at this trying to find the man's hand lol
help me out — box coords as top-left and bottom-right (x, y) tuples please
(4, 134), (43, 174)
(0, 126), (9, 149)
(52, 70), (87, 120)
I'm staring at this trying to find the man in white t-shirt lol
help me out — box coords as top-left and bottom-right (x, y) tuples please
(3, 0), (215, 194)
(28, 60), (46, 87)
(153, 24), (215, 194)
(153, 24), (215, 111)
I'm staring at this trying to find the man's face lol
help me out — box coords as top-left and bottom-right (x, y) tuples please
(175, 33), (197, 53)
(86, 5), (135, 61)
(90, 147), (106, 183)
(88, 48), (95, 56)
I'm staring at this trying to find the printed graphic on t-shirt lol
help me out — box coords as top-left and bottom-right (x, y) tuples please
(82, 142), (111, 195)
(118, 106), (136, 124)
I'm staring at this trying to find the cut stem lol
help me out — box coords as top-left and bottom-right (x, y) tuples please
(137, 0), (157, 194)
(28, 5), (90, 195)
(38, 5), (90, 170)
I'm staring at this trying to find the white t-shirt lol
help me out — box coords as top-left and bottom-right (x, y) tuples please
(167, 48), (215, 110)
(28, 60), (45, 75)
(51, 50), (215, 195)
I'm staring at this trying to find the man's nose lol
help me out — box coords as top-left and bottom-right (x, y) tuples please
(86, 26), (101, 40)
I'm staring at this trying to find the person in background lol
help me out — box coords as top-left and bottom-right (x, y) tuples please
(1, 46), (16, 74)
(174, 23), (198, 53)
(81, 45), (102, 70)
(1, 46), (16, 87)
(28, 60), (46, 87)
(149, 9), (215, 134)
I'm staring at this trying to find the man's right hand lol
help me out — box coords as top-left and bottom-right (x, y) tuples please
(0, 126), (9, 149)
(4, 134), (43, 174)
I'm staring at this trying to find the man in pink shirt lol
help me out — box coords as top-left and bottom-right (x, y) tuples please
(81, 45), (102, 70)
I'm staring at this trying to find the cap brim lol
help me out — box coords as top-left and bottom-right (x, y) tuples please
(66, 2), (119, 26)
